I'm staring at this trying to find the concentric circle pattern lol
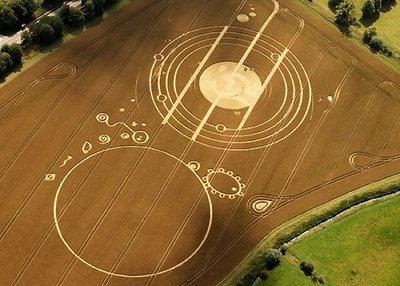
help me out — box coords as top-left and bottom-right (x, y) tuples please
(150, 26), (313, 151)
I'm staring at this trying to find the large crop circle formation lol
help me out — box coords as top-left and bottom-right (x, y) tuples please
(53, 7), (314, 280)
(150, 25), (313, 151)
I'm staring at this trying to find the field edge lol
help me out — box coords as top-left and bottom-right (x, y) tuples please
(219, 173), (400, 286)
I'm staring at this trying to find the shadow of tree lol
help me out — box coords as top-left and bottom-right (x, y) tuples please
(381, 0), (397, 13)
(360, 13), (380, 27)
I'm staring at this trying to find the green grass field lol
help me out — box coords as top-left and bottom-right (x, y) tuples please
(260, 195), (400, 286)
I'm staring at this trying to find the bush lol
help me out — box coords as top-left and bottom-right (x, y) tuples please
(265, 248), (282, 270)
(21, 29), (32, 48)
(280, 245), (287, 255)
(317, 274), (326, 284)
(300, 261), (315, 276)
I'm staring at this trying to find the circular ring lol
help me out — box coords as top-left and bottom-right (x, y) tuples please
(132, 130), (149, 144)
(96, 113), (109, 123)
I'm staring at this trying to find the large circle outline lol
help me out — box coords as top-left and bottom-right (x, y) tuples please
(53, 146), (213, 278)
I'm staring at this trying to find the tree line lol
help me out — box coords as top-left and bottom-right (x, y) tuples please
(327, 0), (396, 56)
(0, 0), (37, 32)
(1, 0), (121, 80)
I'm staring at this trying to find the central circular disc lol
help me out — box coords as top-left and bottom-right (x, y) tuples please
(199, 61), (262, 110)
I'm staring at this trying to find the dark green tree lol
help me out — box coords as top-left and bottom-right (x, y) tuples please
(0, 52), (13, 73)
(300, 261), (315, 276)
(59, 4), (85, 29)
(362, 0), (376, 18)
(9, 0), (29, 22)
(40, 16), (64, 39)
(1, 44), (23, 65)
(82, 0), (105, 18)
(265, 248), (282, 270)
(335, 0), (359, 29)
(32, 23), (55, 46)
(0, 5), (18, 30)
(369, 36), (385, 51)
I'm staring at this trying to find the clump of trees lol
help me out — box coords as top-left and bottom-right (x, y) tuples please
(2, 0), (123, 79)
(362, 26), (393, 56)
(30, 15), (65, 47)
(328, 0), (360, 31)
(0, 0), (37, 31)
(334, 0), (360, 31)
(0, 44), (23, 78)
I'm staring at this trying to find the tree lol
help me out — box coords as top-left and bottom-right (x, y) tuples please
(0, 52), (13, 75)
(82, 0), (105, 18)
(300, 261), (315, 276)
(1, 44), (23, 65)
(265, 248), (282, 270)
(32, 23), (55, 46)
(362, 0), (376, 18)
(363, 26), (377, 43)
(40, 16), (64, 39)
(59, 4), (85, 29)
(9, 0), (29, 23)
(335, 0), (359, 29)
(0, 5), (18, 30)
